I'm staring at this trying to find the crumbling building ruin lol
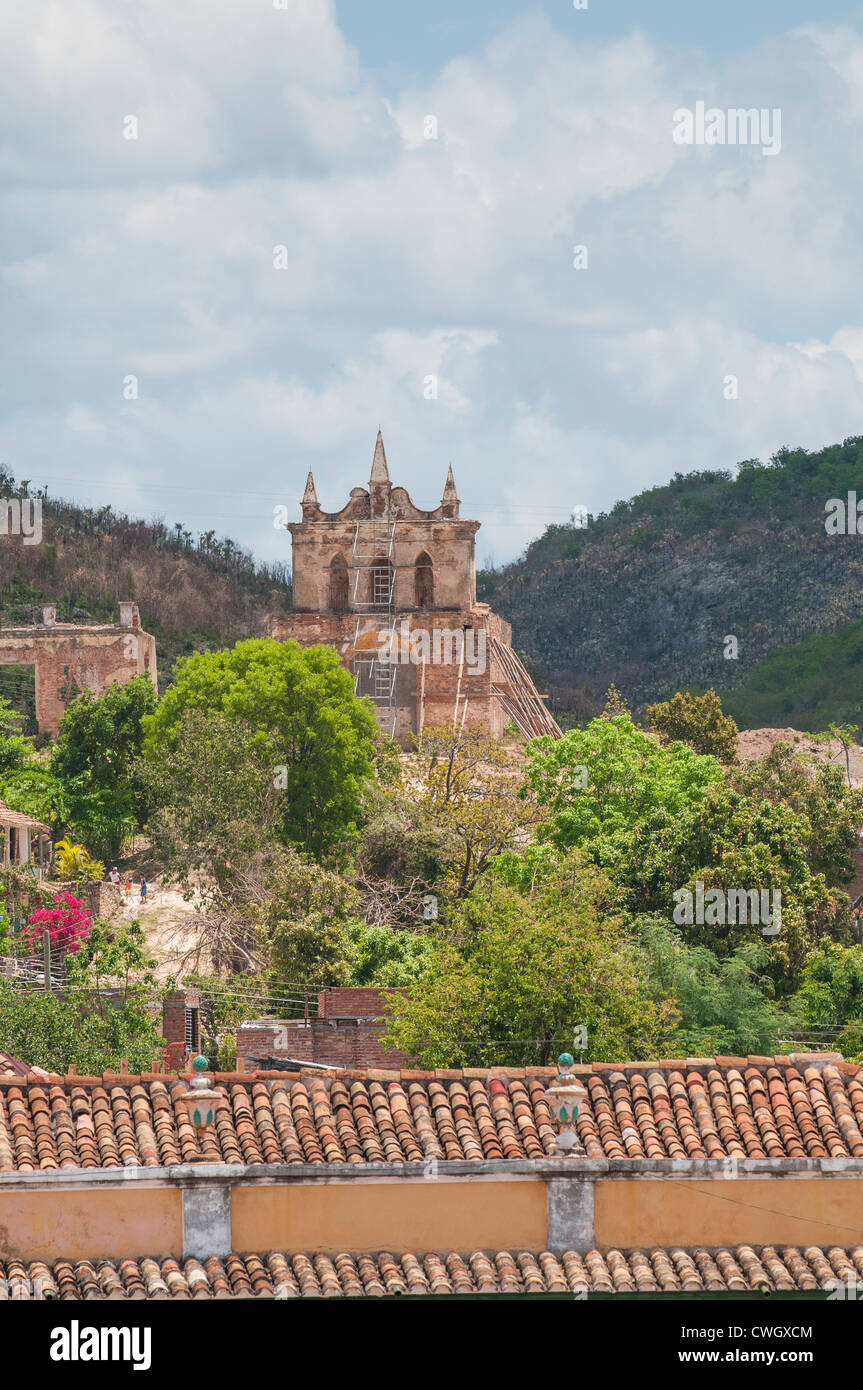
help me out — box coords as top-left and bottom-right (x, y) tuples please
(0, 602), (157, 736)
(272, 432), (560, 745)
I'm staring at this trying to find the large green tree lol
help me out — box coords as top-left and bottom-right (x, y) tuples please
(792, 939), (863, 1058)
(410, 725), (539, 898)
(730, 742), (863, 882)
(526, 713), (724, 861)
(143, 639), (377, 854)
(141, 709), (283, 895)
(385, 856), (673, 1067)
(51, 675), (158, 858)
(636, 917), (791, 1056)
(647, 689), (739, 764)
(526, 714), (853, 990)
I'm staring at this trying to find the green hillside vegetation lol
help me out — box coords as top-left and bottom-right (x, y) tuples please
(723, 618), (863, 730)
(478, 436), (863, 729)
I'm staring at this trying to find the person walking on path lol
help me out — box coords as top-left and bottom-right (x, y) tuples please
(140, 876), (148, 903)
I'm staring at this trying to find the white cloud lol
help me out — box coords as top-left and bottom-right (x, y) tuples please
(2, 6), (863, 564)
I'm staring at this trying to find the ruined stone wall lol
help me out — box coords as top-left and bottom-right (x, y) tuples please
(0, 604), (157, 735)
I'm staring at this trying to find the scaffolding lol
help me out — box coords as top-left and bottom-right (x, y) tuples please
(489, 637), (562, 740)
(351, 518), (398, 738)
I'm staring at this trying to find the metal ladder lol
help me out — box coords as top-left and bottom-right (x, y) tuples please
(351, 518), (397, 737)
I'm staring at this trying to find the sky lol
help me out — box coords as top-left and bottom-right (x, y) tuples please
(3, 0), (863, 569)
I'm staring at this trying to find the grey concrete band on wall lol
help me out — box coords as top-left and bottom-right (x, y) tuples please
(546, 1176), (595, 1252)
(182, 1182), (232, 1259)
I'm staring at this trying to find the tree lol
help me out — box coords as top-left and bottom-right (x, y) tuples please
(601, 683), (630, 718)
(341, 922), (434, 987)
(527, 715), (853, 991)
(730, 742), (863, 883)
(385, 856), (673, 1067)
(261, 849), (363, 985)
(141, 709), (284, 897)
(647, 689), (739, 764)
(68, 918), (158, 1010)
(268, 910), (360, 987)
(139, 709), (287, 973)
(412, 725), (540, 897)
(636, 917), (791, 1055)
(792, 939), (863, 1057)
(0, 920), (160, 1073)
(526, 712), (724, 855)
(353, 791), (452, 927)
(609, 784), (843, 989)
(51, 675), (158, 858)
(0, 696), (35, 773)
(142, 639), (377, 854)
(821, 722), (860, 789)
(0, 765), (68, 832)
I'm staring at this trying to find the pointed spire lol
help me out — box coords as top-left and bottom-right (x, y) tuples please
(370, 429), (390, 485)
(302, 470), (319, 507)
(301, 470), (321, 521)
(441, 464), (460, 518)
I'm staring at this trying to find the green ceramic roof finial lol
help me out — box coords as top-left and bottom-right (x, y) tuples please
(557, 1052), (574, 1070)
(192, 1055), (208, 1074)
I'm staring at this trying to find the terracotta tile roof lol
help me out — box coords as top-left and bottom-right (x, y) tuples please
(0, 1055), (859, 1170)
(0, 799), (50, 832)
(0, 1053), (46, 1080)
(3, 1246), (861, 1297)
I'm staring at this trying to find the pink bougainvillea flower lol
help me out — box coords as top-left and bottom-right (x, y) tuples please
(22, 893), (93, 956)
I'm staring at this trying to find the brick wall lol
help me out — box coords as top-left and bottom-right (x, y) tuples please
(236, 988), (409, 1071)
(274, 605), (510, 745)
(162, 989), (202, 1057)
(317, 986), (396, 1019)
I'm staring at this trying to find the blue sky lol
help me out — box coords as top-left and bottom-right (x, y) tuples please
(3, 1), (863, 570)
(338, 1), (863, 83)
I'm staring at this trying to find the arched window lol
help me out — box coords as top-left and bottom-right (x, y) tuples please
(329, 553), (349, 612)
(414, 551), (434, 608)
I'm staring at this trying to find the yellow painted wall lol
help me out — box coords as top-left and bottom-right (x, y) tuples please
(595, 1177), (863, 1249)
(0, 1188), (181, 1262)
(3, 1174), (863, 1262)
(232, 1179), (547, 1254)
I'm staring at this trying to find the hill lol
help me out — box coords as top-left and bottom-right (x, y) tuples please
(478, 438), (863, 731)
(4, 441), (863, 737)
(0, 466), (291, 718)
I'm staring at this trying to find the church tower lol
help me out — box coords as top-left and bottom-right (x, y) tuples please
(275, 433), (559, 745)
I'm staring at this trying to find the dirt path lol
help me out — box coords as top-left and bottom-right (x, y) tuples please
(737, 727), (863, 786)
(102, 877), (212, 982)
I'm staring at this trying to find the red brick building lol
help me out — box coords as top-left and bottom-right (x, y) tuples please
(235, 987), (408, 1072)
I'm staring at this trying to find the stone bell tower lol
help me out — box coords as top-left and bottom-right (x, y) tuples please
(273, 432), (560, 746)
